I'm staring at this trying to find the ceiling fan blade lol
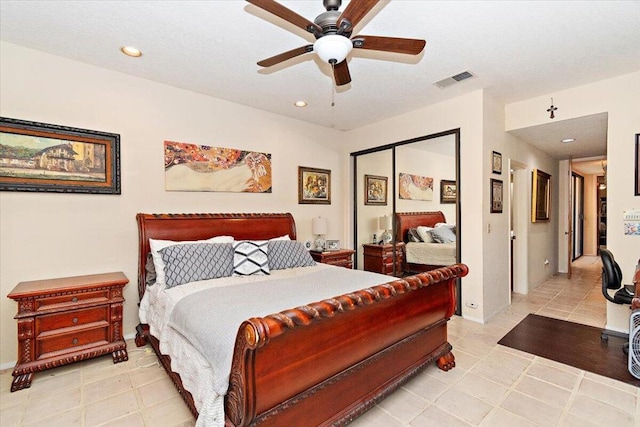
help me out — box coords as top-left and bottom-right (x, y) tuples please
(333, 60), (351, 86)
(257, 45), (314, 67)
(337, 0), (380, 30)
(246, 0), (321, 34)
(352, 35), (426, 55)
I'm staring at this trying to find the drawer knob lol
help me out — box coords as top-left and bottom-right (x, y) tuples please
(72, 297), (78, 303)
(72, 338), (79, 345)
(72, 317), (78, 324)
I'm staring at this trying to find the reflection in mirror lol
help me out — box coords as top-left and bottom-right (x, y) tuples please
(351, 129), (461, 312)
(355, 150), (393, 270)
(395, 136), (457, 275)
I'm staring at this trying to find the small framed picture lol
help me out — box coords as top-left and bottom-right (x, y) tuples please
(299, 166), (331, 204)
(492, 151), (502, 174)
(326, 239), (340, 251)
(490, 178), (503, 213)
(440, 180), (456, 204)
(364, 174), (387, 205)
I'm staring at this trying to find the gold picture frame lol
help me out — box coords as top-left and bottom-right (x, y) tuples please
(298, 166), (331, 204)
(364, 174), (388, 205)
(532, 168), (551, 222)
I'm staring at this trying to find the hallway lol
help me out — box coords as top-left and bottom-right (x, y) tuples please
(509, 255), (606, 329)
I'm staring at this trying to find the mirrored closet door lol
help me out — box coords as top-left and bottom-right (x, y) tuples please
(351, 129), (461, 313)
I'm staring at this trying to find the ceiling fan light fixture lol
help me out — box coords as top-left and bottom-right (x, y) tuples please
(314, 35), (353, 64)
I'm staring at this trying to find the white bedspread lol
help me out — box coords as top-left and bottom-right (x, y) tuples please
(138, 264), (392, 426)
(405, 241), (456, 266)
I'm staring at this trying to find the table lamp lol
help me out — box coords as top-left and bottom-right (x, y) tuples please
(312, 217), (328, 251)
(379, 215), (393, 244)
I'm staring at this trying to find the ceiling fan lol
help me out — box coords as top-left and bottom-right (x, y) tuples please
(246, 0), (426, 86)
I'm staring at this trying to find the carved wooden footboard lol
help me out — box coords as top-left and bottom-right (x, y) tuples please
(135, 213), (468, 426)
(225, 264), (467, 426)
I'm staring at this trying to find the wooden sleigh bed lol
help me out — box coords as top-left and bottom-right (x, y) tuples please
(135, 212), (468, 426)
(395, 211), (457, 275)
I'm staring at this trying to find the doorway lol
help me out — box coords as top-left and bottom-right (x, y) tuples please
(572, 172), (585, 260)
(509, 160), (528, 295)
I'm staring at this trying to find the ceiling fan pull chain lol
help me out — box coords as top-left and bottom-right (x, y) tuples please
(331, 62), (336, 107)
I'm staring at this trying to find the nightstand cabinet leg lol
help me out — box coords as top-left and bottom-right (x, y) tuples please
(112, 348), (128, 363)
(11, 372), (33, 392)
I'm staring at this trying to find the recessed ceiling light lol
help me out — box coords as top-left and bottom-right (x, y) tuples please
(294, 101), (307, 107)
(120, 46), (142, 57)
(561, 138), (576, 143)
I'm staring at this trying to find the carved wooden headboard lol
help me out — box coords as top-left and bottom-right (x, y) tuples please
(136, 213), (296, 300)
(395, 211), (446, 243)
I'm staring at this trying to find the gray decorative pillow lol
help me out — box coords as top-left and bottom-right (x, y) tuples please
(429, 226), (456, 244)
(233, 240), (270, 276)
(145, 252), (157, 287)
(268, 240), (316, 270)
(160, 243), (234, 288)
(407, 228), (422, 242)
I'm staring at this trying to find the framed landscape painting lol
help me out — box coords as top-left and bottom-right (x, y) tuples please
(0, 117), (120, 194)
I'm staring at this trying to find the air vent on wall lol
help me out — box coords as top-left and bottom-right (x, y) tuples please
(434, 71), (475, 88)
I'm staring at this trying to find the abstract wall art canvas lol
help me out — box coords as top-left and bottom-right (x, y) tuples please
(399, 172), (433, 201)
(164, 141), (272, 193)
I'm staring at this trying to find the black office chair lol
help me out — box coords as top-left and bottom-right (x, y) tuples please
(600, 249), (634, 354)
(601, 249), (634, 305)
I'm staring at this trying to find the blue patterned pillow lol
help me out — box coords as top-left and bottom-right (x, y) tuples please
(429, 226), (456, 244)
(233, 241), (270, 276)
(268, 240), (316, 270)
(160, 243), (234, 288)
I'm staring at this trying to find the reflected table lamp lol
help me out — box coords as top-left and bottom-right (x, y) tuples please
(379, 215), (393, 244)
(312, 217), (328, 251)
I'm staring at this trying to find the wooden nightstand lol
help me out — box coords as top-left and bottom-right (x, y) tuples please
(310, 249), (355, 269)
(7, 271), (129, 392)
(363, 243), (405, 276)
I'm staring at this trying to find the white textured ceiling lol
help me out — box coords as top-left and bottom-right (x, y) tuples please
(1, 1), (639, 159)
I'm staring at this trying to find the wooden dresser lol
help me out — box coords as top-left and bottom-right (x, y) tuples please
(363, 243), (405, 276)
(7, 271), (129, 392)
(310, 248), (355, 269)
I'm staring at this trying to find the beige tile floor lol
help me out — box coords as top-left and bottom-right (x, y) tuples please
(1, 256), (637, 426)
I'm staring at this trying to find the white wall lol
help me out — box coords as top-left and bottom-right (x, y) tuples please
(395, 144), (457, 220)
(506, 71), (640, 332)
(0, 42), (346, 366)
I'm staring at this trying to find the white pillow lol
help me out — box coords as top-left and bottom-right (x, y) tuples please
(270, 234), (291, 241)
(149, 236), (234, 286)
(416, 226), (435, 243)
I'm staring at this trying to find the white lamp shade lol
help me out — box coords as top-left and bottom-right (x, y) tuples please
(379, 215), (393, 230)
(312, 217), (328, 235)
(313, 34), (353, 64)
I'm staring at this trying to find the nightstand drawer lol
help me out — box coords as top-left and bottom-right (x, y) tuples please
(35, 290), (109, 311)
(37, 324), (109, 357)
(36, 307), (108, 334)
